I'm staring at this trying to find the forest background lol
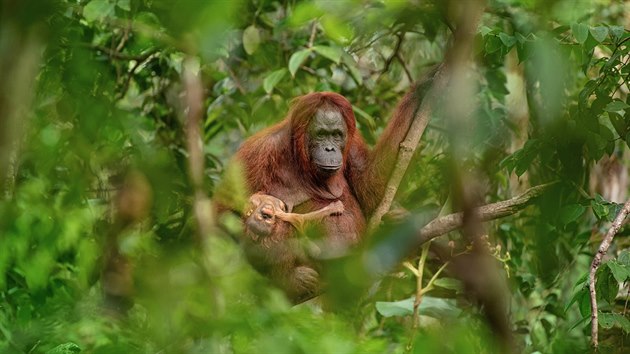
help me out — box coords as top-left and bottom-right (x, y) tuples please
(1, 0), (630, 353)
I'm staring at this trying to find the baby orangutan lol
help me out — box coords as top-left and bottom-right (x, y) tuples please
(242, 192), (344, 303)
(245, 192), (344, 240)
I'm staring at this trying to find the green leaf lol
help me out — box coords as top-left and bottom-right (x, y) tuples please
(597, 312), (629, 332)
(321, 15), (353, 44)
(619, 250), (630, 267)
(433, 278), (464, 292)
(559, 204), (586, 224)
(485, 35), (503, 53)
(590, 26), (609, 43)
(376, 296), (461, 319)
(604, 100), (630, 112)
(376, 298), (413, 317)
(578, 288), (591, 318)
(498, 33), (516, 48)
(313, 45), (343, 64)
(599, 312), (615, 329)
(352, 106), (375, 130)
(565, 286), (587, 313)
(596, 267), (618, 304)
(116, 0), (130, 11)
(262, 69), (287, 94)
(572, 23), (589, 44)
(607, 260), (630, 283)
(45, 343), (81, 354)
(243, 25), (261, 55)
(608, 112), (628, 138)
(288, 49), (311, 77)
(591, 199), (609, 220)
(83, 0), (115, 23)
(342, 53), (362, 86)
(609, 25), (625, 41)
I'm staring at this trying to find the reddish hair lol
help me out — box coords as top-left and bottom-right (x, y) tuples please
(287, 92), (358, 191)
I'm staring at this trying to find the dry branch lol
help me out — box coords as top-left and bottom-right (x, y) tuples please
(589, 199), (630, 348)
(416, 183), (555, 245)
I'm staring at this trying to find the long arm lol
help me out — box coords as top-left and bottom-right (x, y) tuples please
(349, 66), (441, 217)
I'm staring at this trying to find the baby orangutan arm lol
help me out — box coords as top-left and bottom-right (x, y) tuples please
(275, 200), (344, 233)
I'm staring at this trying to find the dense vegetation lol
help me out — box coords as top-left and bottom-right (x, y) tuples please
(1, 0), (630, 353)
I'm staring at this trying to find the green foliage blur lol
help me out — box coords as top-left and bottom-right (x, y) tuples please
(1, 0), (630, 353)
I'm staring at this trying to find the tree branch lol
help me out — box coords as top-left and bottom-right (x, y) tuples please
(416, 182), (555, 245)
(589, 199), (630, 349)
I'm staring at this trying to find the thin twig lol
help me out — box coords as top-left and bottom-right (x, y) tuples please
(381, 32), (404, 75)
(307, 20), (318, 48)
(396, 52), (413, 82)
(90, 44), (156, 61)
(589, 199), (630, 348)
(412, 244), (429, 328)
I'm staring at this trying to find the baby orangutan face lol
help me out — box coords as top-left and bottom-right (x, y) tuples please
(244, 192), (287, 239)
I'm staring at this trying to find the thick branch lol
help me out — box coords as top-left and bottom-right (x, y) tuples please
(182, 57), (213, 241)
(589, 199), (630, 348)
(416, 183), (554, 245)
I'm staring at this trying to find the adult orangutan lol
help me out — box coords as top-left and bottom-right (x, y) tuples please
(234, 68), (438, 302)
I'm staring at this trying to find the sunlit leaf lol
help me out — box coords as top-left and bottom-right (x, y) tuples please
(313, 45), (343, 64)
(243, 25), (261, 55)
(263, 68), (287, 94)
(288, 49), (312, 77)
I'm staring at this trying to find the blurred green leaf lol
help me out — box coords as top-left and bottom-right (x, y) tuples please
(313, 45), (343, 64)
(45, 343), (81, 354)
(117, 0), (130, 11)
(83, 0), (115, 23)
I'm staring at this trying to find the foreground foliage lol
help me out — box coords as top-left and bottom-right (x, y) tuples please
(1, 0), (630, 353)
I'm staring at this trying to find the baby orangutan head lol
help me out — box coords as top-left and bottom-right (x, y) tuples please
(244, 192), (288, 240)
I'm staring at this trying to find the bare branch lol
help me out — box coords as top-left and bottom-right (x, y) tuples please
(589, 199), (630, 348)
(416, 183), (555, 244)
